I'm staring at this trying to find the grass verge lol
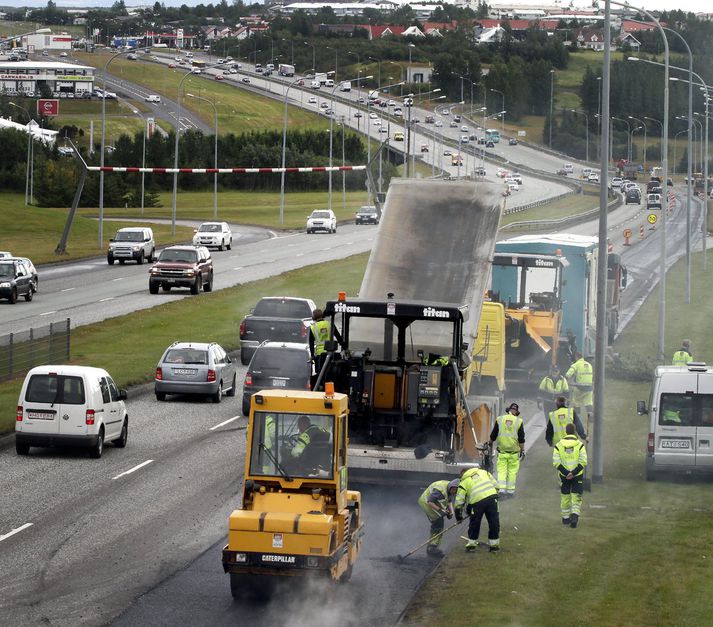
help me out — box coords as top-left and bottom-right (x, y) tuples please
(0, 194), (194, 264)
(76, 189), (370, 230)
(501, 189), (600, 226)
(0, 253), (368, 435)
(401, 250), (713, 626)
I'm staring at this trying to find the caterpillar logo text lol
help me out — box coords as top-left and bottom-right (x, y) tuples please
(423, 307), (450, 318)
(334, 303), (361, 313)
(261, 554), (296, 564)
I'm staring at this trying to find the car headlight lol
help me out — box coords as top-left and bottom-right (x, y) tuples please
(132, 245), (140, 251)
(185, 270), (195, 276)
(150, 268), (160, 275)
(0, 282), (10, 288)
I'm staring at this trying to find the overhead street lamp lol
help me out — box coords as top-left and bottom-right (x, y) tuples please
(9, 102), (33, 206)
(673, 129), (688, 175)
(171, 68), (200, 236)
(568, 108), (590, 162)
(611, 116), (631, 161)
(303, 41), (315, 73)
(628, 115), (647, 171)
(490, 88), (505, 134)
(690, 116), (703, 172)
(368, 56), (382, 89)
(186, 92), (219, 220)
(403, 88), (441, 177)
(549, 69), (556, 148)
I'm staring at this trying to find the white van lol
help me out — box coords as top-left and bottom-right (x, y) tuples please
(637, 362), (713, 480)
(563, 163), (574, 174)
(15, 365), (128, 458)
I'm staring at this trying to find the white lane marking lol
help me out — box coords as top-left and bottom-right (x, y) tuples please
(112, 277), (125, 282)
(0, 523), (33, 543)
(233, 266), (243, 271)
(346, 242), (354, 245)
(60, 287), (75, 292)
(296, 253), (304, 257)
(39, 311), (56, 316)
(99, 297), (114, 303)
(112, 459), (154, 480)
(322, 247), (332, 251)
(209, 415), (241, 431)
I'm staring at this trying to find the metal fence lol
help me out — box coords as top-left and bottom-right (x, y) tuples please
(0, 319), (71, 383)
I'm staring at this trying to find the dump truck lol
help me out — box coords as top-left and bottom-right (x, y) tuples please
(314, 179), (503, 481)
(222, 386), (363, 600)
(490, 234), (627, 382)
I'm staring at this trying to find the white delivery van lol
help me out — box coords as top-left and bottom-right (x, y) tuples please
(15, 365), (128, 458)
(637, 362), (713, 480)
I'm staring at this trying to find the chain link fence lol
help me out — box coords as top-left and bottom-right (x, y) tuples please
(0, 319), (70, 383)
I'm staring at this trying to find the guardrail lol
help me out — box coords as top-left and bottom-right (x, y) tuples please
(502, 194), (622, 231)
(0, 319), (71, 383)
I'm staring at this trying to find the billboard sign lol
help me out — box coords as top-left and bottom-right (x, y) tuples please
(37, 99), (59, 117)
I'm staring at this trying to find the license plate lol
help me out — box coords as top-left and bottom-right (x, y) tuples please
(174, 368), (196, 376)
(272, 379), (287, 387)
(661, 439), (691, 449)
(27, 410), (55, 420)
(166, 279), (176, 283)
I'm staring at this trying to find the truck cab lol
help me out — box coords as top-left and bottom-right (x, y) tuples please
(223, 387), (363, 600)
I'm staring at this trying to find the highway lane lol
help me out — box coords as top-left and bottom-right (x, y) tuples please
(0, 224), (375, 337)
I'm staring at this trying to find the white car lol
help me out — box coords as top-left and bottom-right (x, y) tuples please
(369, 112), (378, 120)
(0, 251), (12, 259)
(461, 126), (469, 132)
(60, 52), (68, 57)
(435, 120), (443, 127)
(307, 209), (337, 234)
(507, 181), (519, 192)
(308, 96), (317, 104)
(145, 94), (161, 103)
(192, 221), (233, 250)
(15, 365), (129, 458)
(611, 177), (623, 189)
(460, 135), (469, 143)
(588, 172), (600, 183)
(378, 127), (388, 133)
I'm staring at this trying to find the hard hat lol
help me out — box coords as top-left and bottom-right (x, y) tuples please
(447, 479), (460, 492)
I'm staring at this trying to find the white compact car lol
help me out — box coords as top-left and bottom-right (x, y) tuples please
(145, 94), (161, 103)
(307, 209), (337, 234)
(16, 365), (128, 458)
(192, 221), (233, 250)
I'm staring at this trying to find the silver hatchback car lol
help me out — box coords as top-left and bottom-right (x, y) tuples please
(155, 342), (237, 403)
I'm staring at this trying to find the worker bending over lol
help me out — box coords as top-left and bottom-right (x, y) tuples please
(455, 467), (500, 552)
(552, 423), (588, 528)
(417, 479), (459, 558)
(546, 396), (587, 447)
(489, 403), (525, 497)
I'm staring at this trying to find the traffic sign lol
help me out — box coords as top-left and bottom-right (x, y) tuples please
(623, 228), (632, 238)
(647, 213), (658, 225)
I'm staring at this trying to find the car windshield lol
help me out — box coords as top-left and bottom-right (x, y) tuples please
(198, 224), (221, 233)
(249, 411), (335, 479)
(164, 348), (208, 364)
(358, 207), (376, 214)
(159, 249), (197, 263)
(311, 212), (330, 219)
(115, 231), (144, 242)
(0, 263), (14, 278)
(253, 299), (312, 318)
(250, 348), (310, 374)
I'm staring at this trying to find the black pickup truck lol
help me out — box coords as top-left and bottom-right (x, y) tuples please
(239, 296), (316, 364)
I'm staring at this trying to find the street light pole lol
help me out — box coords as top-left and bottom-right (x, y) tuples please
(303, 41), (315, 73)
(570, 108), (590, 162)
(171, 69), (199, 236)
(490, 88), (505, 134)
(279, 76), (306, 225)
(628, 115), (647, 173)
(612, 116), (631, 161)
(9, 102), (31, 206)
(186, 92), (219, 220)
(549, 69), (555, 148)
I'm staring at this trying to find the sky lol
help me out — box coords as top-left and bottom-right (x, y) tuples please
(0, 0), (709, 12)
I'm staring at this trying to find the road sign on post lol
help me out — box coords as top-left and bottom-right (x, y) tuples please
(37, 99), (59, 117)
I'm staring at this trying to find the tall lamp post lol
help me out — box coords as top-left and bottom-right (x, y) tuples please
(612, 116), (631, 161)
(171, 69), (199, 236)
(303, 41), (315, 73)
(569, 108), (590, 162)
(490, 88), (505, 134)
(368, 56), (382, 89)
(9, 102), (33, 206)
(186, 92), (219, 220)
(280, 76), (311, 225)
(628, 115), (647, 170)
(549, 69), (556, 148)
(673, 129), (688, 175)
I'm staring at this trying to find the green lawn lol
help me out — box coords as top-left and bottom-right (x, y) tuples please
(73, 52), (329, 135)
(502, 190), (601, 226)
(76, 189), (370, 229)
(0, 253), (368, 435)
(0, 194), (194, 264)
(0, 20), (84, 37)
(402, 250), (713, 626)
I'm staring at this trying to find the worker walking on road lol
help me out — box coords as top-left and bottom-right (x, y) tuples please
(566, 352), (593, 422)
(417, 479), (459, 558)
(672, 340), (693, 366)
(454, 467), (500, 552)
(489, 403), (525, 497)
(546, 396), (587, 447)
(553, 423), (588, 528)
(538, 364), (569, 417)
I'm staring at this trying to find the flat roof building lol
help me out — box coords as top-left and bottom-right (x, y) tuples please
(0, 61), (95, 97)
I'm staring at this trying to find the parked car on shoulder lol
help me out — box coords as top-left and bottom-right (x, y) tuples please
(306, 209), (337, 234)
(192, 221), (232, 250)
(107, 227), (155, 265)
(355, 205), (379, 225)
(0, 259), (35, 303)
(148, 245), (213, 294)
(15, 365), (128, 458)
(155, 341), (237, 403)
(241, 342), (312, 415)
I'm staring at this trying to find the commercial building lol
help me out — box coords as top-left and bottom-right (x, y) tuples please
(21, 32), (73, 52)
(0, 61), (95, 97)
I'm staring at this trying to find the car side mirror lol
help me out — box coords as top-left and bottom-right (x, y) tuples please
(145, 237), (151, 242)
(119, 389), (128, 401)
(636, 400), (647, 415)
(109, 238), (115, 242)
(193, 229), (198, 233)
(226, 355), (232, 363)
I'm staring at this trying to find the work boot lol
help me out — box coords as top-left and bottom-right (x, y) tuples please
(465, 539), (478, 552)
(562, 517), (571, 525)
(426, 545), (444, 558)
(498, 490), (507, 498)
(570, 514), (579, 528)
(489, 544), (500, 553)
